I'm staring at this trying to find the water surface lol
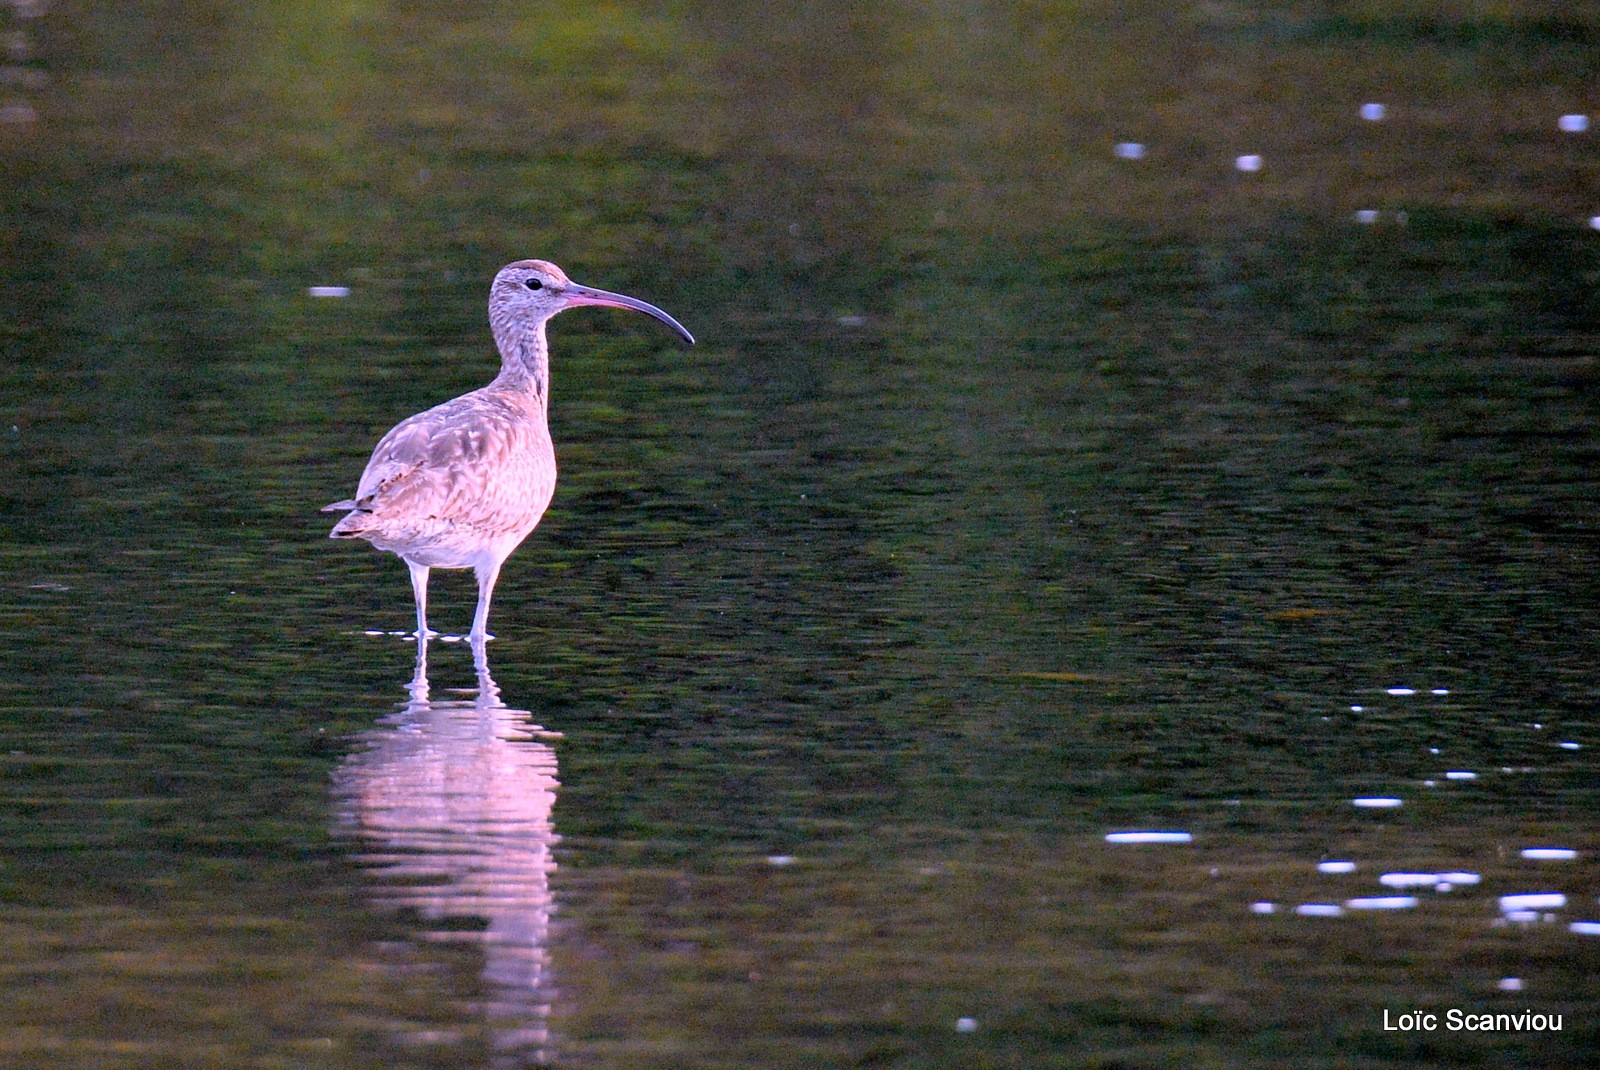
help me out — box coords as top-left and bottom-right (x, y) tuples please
(2, 2), (1599, 1067)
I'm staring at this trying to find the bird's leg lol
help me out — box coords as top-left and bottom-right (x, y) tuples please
(469, 560), (501, 642)
(407, 561), (437, 639)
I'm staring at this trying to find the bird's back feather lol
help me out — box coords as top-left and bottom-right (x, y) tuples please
(326, 386), (556, 563)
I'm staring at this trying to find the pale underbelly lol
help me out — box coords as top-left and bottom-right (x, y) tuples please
(365, 517), (540, 570)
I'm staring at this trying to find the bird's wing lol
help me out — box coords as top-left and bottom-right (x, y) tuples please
(348, 394), (545, 529)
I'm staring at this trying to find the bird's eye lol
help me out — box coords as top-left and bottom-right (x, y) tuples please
(525, 277), (543, 291)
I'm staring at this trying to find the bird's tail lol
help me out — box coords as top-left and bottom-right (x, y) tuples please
(323, 499), (370, 539)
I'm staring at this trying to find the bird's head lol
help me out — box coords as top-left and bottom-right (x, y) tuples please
(491, 259), (694, 344)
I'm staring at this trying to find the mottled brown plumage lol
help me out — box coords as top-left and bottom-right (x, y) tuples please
(325, 259), (694, 640)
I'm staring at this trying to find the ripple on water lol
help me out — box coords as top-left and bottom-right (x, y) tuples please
(1379, 871), (1480, 891)
(1346, 896), (1417, 911)
(1498, 893), (1566, 912)
(1521, 848), (1578, 861)
(1295, 904), (1343, 917)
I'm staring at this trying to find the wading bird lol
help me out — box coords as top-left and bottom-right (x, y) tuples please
(324, 260), (694, 641)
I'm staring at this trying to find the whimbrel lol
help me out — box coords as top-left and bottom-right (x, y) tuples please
(324, 260), (694, 640)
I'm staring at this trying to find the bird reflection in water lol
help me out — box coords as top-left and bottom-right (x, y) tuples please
(332, 638), (561, 1067)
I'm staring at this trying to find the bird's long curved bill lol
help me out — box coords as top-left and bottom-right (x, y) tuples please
(565, 283), (695, 345)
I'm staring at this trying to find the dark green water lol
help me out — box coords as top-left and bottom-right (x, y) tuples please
(3, 2), (1600, 1067)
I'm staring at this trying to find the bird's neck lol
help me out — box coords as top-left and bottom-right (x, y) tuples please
(489, 312), (551, 403)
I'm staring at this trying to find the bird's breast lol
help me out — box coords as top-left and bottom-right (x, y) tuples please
(354, 389), (558, 545)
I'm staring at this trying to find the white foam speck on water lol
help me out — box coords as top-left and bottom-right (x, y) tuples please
(1559, 741), (1581, 750)
(362, 630), (385, 636)
(1250, 902), (1276, 914)
(1386, 687), (1416, 696)
(766, 855), (795, 867)
(1352, 797), (1403, 809)
(1521, 848), (1578, 861)
(1571, 921), (1600, 935)
(1318, 861), (1357, 874)
(1360, 102), (1387, 121)
(1236, 154), (1263, 172)
(1295, 903), (1343, 917)
(1346, 896), (1417, 910)
(1499, 893), (1566, 912)
(1351, 705), (1364, 712)
(1378, 871), (1479, 891)
(308, 286), (351, 298)
(1105, 831), (1193, 844)
(1590, 216), (1600, 231)
(1380, 873), (1439, 888)
(1354, 210), (1379, 224)
(1559, 114), (1589, 132)
(1431, 688), (1449, 695)
(1114, 142), (1147, 159)
(1445, 771), (1477, 780)
(1497, 977), (1524, 991)
(955, 1018), (979, 1033)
